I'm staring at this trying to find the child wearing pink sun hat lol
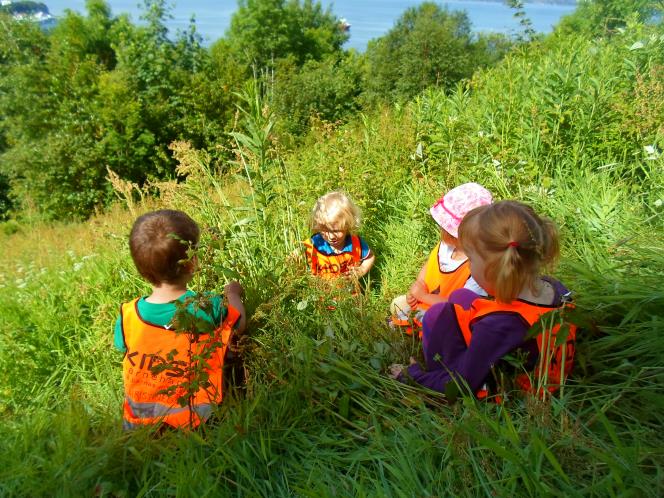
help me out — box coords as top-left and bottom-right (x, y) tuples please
(390, 182), (493, 337)
(429, 182), (493, 238)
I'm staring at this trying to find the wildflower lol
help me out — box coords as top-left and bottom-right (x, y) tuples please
(644, 145), (659, 160)
(492, 159), (501, 167)
(73, 262), (84, 272)
(655, 199), (663, 208)
(410, 142), (423, 160)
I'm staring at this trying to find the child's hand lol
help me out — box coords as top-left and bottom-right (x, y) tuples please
(406, 292), (418, 308)
(224, 281), (244, 297)
(408, 281), (427, 302)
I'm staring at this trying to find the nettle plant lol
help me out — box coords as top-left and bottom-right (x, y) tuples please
(148, 238), (232, 429)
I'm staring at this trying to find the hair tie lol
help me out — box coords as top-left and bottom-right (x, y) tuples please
(507, 241), (519, 248)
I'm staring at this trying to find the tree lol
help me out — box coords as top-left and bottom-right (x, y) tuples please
(226, 0), (348, 71)
(558, 0), (661, 35)
(272, 52), (365, 136)
(0, 0), (213, 219)
(363, 2), (485, 104)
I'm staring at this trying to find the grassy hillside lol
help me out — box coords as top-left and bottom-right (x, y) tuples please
(1, 19), (663, 498)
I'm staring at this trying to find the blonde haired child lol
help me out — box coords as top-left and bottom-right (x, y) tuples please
(390, 182), (493, 334)
(303, 191), (375, 278)
(391, 201), (575, 398)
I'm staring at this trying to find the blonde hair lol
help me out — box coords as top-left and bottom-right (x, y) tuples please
(458, 201), (559, 303)
(310, 191), (361, 233)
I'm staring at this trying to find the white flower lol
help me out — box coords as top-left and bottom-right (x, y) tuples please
(655, 199), (663, 208)
(73, 262), (84, 272)
(492, 159), (501, 167)
(410, 142), (424, 160)
(644, 145), (660, 160)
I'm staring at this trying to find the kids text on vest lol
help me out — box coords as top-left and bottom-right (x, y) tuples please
(113, 210), (246, 430)
(302, 191), (375, 279)
(389, 183), (492, 335)
(389, 201), (574, 398)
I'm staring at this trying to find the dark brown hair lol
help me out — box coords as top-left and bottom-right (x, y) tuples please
(129, 210), (200, 286)
(458, 200), (559, 303)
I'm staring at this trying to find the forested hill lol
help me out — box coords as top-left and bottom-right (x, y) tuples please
(0, 0), (605, 222)
(1, 0), (663, 496)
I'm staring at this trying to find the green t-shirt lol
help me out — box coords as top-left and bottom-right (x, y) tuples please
(114, 290), (226, 353)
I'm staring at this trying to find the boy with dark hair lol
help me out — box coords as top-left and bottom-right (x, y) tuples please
(114, 209), (246, 430)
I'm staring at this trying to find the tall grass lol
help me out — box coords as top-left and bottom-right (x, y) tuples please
(1, 18), (663, 498)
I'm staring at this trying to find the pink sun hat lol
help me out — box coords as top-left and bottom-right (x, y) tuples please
(430, 182), (493, 238)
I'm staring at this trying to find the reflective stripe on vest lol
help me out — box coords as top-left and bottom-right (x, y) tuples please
(454, 297), (576, 396)
(419, 242), (471, 310)
(121, 299), (240, 428)
(304, 235), (362, 278)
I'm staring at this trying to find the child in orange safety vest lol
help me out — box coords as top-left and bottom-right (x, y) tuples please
(113, 210), (246, 430)
(390, 201), (576, 399)
(389, 183), (493, 336)
(302, 191), (375, 280)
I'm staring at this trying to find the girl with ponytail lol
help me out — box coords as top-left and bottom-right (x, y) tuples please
(390, 201), (575, 398)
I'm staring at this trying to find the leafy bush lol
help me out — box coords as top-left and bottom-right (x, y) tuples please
(226, 0), (348, 69)
(272, 52), (365, 136)
(363, 2), (508, 104)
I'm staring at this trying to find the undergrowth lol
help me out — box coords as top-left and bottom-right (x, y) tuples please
(0, 17), (663, 498)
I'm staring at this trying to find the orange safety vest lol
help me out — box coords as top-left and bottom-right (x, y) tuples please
(421, 242), (472, 309)
(303, 235), (362, 279)
(454, 296), (576, 397)
(391, 243), (472, 332)
(120, 299), (240, 429)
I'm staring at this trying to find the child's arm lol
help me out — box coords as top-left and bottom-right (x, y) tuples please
(407, 264), (447, 307)
(406, 312), (529, 394)
(113, 315), (126, 353)
(224, 281), (247, 334)
(354, 251), (375, 278)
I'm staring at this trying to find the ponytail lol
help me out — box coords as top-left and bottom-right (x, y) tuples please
(459, 201), (560, 303)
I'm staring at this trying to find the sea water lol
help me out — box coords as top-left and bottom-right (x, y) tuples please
(43, 1), (577, 51)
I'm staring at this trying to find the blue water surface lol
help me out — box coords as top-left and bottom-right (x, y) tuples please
(44, 1), (577, 51)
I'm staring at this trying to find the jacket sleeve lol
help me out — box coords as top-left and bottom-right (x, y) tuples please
(407, 313), (529, 394)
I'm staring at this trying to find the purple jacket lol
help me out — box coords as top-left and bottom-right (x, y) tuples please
(406, 278), (570, 394)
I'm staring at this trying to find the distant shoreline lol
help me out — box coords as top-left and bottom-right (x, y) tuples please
(452, 0), (578, 4)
